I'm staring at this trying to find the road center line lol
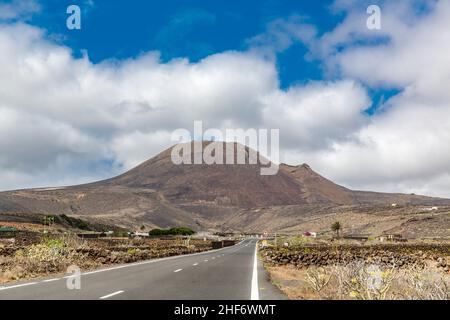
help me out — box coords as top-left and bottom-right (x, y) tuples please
(204, 259), (208, 262)
(100, 290), (124, 299)
(251, 242), (259, 300)
(174, 269), (183, 273)
(193, 263), (199, 266)
(80, 239), (244, 276)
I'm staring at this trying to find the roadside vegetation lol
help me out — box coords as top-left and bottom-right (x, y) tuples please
(148, 227), (195, 236)
(261, 237), (450, 300)
(0, 233), (211, 284)
(266, 263), (449, 300)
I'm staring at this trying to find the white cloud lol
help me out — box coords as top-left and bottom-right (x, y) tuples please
(0, 21), (368, 190)
(247, 14), (317, 57)
(282, 0), (450, 197)
(0, 0), (40, 21)
(263, 80), (369, 151)
(1, 0), (450, 199)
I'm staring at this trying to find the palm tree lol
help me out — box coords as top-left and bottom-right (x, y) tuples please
(42, 215), (55, 233)
(42, 215), (54, 226)
(331, 221), (342, 238)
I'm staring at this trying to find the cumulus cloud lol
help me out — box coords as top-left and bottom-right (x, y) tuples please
(263, 80), (369, 151)
(0, 20), (368, 190)
(247, 14), (317, 57)
(282, 0), (450, 197)
(1, 0), (450, 199)
(0, 0), (40, 21)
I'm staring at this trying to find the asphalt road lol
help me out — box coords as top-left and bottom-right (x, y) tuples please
(0, 239), (286, 300)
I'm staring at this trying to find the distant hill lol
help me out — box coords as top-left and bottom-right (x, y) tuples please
(1, 141), (449, 234)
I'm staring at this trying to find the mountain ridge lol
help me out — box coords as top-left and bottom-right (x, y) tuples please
(0, 141), (449, 232)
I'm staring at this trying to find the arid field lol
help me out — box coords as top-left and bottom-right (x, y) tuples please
(0, 234), (212, 284)
(260, 238), (450, 300)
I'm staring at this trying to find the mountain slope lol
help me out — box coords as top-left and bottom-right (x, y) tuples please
(0, 141), (449, 231)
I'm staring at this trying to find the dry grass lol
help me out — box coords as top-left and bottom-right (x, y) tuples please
(267, 264), (450, 300)
(0, 236), (95, 282)
(0, 236), (212, 283)
(0, 221), (57, 232)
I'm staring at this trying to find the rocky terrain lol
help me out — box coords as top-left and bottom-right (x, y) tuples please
(261, 243), (450, 272)
(0, 142), (449, 237)
(261, 242), (450, 300)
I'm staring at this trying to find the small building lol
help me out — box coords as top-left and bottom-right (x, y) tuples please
(130, 232), (149, 238)
(303, 231), (317, 238)
(423, 206), (439, 211)
(378, 234), (406, 242)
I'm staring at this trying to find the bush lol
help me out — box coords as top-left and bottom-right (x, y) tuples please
(57, 214), (91, 231)
(14, 238), (85, 274)
(113, 230), (130, 237)
(149, 227), (195, 236)
(127, 248), (139, 255)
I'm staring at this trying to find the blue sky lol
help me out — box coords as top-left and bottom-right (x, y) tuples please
(30, 0), (340, 88)
(26, 0), (407, 114)
(1, 0), (450, 197)
(24, 0), (396, 112)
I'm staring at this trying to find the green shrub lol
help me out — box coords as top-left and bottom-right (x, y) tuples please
(112, 230), (129, 237)
(43, 238), (65, 249)
(127, 248), (139, 255)
(149, 227), (195, 236)
(58, 214), (91, 231)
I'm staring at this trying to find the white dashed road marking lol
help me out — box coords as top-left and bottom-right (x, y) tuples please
(100, 290), (124, 300)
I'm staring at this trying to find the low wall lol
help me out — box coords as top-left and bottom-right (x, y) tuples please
(261, 244), (450, 272)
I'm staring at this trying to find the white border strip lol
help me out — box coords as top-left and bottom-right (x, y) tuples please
(99, 290), (124, 299)
(0, 240), (246, 291)
(0, 282), (38, 291)
(251, 242), (259, 300)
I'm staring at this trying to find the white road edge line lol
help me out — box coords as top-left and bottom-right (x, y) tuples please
(42, 278), (60, 283)
(0, 240), (247, 291)
(81, 239), (245, 276)
(174, 269), (183, 273)
(0, 282), (38, 291)
(251, 242), (259, 300)
(100, 290), (124, 300)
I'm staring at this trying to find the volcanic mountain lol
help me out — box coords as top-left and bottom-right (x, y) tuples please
(0, 141), (449, 233)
